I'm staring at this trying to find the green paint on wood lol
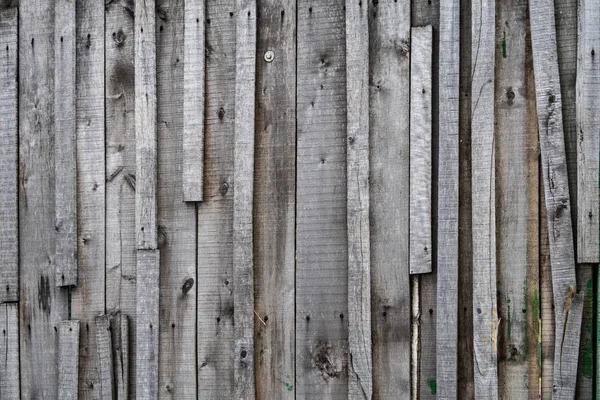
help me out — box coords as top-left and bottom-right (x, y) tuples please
(532, 289), (540, 320)
(523, 280), (528, 360)
(506, 297), (512, 341)
(284, 383), (293, 391)
(426, 378), (437, 395)
(502, 31), (507, 58)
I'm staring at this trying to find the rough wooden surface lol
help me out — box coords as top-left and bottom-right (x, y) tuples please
(0, 8), (18, 302)
(54, 0), (78, 287)
(110, 312), (129, 400)
(95, 315), (114, 400)
(540, 183), (555, 400)
(296, 1), (349, 398)
(0, 303), (20, 399)
(58, 320), (80, 400)
(253, 0), (296, 398)
(182, 0), (205, 202)
(410, 26), (433, 276)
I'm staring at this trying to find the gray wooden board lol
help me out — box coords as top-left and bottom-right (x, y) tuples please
(136, 249), (160, 399)
(58, 320), (80, 400)
(110, 312), (129, 400)
(155, 0), (198, 397)
(182, 0), (205, 202)
(540, 182), (555, 400)
(0, 303), (19, 399)
(96, 315), (114, 400)
(135, 0), (158, 250)
(19, 0), (69, 396)
(410, 26), (433, 276)
(253, 0), (296, 398)
(54, 0), (77, 287)
(0, 8), (18, 302)
(436, 0), (460, 397)
(576, 0), (600, 263)
(196, 0), (236, 396)
(529, 0), (584, 397)
(296, 1), (349, 398)
(369, 0), (411, 397)
(576, 265), (593, 399)
(105, 0), (137, 397)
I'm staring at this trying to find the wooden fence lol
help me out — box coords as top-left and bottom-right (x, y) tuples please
(0, 0), (598, 398)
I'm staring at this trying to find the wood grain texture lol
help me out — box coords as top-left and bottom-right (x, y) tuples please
(575, 0), (600, 262)
(196, 0), (236, 396)
(529, 0), (583, 397)
(576, 266), (593, 399)
(182, 0), (205, 202)
(135, 0), (158, 250)
(136, 249), (160, 399)
(410, 25), (433, 275)
(58, 320), (80, 400)
(95, 315), (114, 400)
(540, 180), (555, 400)
(155, 1), (197, 397)
(54, 0), (77, 287)
(253, 0), (296, 398)
(410, 276), (420, 400)
(0, 303), (20, 399)
(110, 312), (129, 400)
(369, 0), (411, 397)
(296, 1), (349, 398)
(0, 8), (18, 302)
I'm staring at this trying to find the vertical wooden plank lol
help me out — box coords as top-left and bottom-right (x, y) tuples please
(136, 249), (160, 399)
(110, 312), (129, 400)
(253, 0), (296, 398)
(135, 0), (158, 249)
(54, 0), (77, 287)
(183, 0), (205, 202)
(410, 276), (420, 400)
(105, 0), (137, 397)
(155, 1), (197, 398)
(575, 266), (593, 399)
(296, 1), (349, 398)
(19, 0), (69, 396)
(369, 0), (411, 397)
(529, 0), (584, 398)
(540, 182), (555, 399)
(0, 303), (20, 399)
(96, 315), (114, 400)
(0, 8), (18, 302)
(409, 25), (433, 276)
(196, 0), (236, 396)
(58, 320), (80, 400)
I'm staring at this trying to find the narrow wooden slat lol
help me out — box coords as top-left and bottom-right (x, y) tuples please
(539, 182), (554, 399)
(576, 266), (594, 399)
(183, 0), (205, 202)
(0, 8), (18, 302)
(96, 315), (114, 399)
(409, 25), (433, 275)
(410, 276), (420, 400)
(136, 249), (160, 399)
(0, 303), (19, 399)
(54, 0), (77, 287)
(296, 2), (349, 398)
(197, 0), (236, 396)
(58, 320), (80, 400)
(254, 0), (296, 398)
(135, 0), (158, 249)
(110, 312), (129, 400)
(436, 0), (460, 397)
(528, 0), (584, 397)
(369, 0), (411, 397)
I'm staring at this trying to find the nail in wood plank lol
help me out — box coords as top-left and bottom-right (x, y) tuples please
(58, 320), (80, 400)
(96, 315), (114, 400)
(110, 312), (129, 400)
(0, 303), (19, 399)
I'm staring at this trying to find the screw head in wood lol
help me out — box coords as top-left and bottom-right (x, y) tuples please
(264, 50), (275, 62)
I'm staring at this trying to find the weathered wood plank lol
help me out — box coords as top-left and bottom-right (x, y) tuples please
(410, 25), (432, 276)
(196, 0), (236, 396)
(410, 276), (420, 400)
(0, 303), (20, 399)
(296, 1), (349, 398)
(54, 0), (77, 287)
(96, 315), (114, 400)
(110, 312), (129, 400)
(369, 0), (411, 397)
(436, 0), (460, 397)
(136, 249), (160, 399)
(529, 0), (584, 397)
(253, 0), (296, 398)
(576, 266), (593, 399)
(0, 8), (18, 302)
(58, 320), (80, 400)
(575, 0), (600, 263)
(135, 0), (158, 249)
(155, 1), (197, 397)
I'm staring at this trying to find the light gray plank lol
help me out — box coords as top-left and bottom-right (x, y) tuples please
(54, 0), (77, 287)
(183, 0), (205, 202)
(528, 0), (584, 397)
(296, 2), (349, 398)
(540, 183), (555, 399)
(0, 8), (18, 302)
(58, 320), (80, 400)
(0, 303), (20, 399)
(110, 312), (129, 400)
(196, 0), (236, 396)
(436, 0), (460, 397)
(135, 0), (158, 250)
(410, 276), (420, 400)
(253, 0), (296, 398)
(96, 315), (114, 400)
(155, 1), (197, 397)
(409, 25), (433, 275)
(576, 0), (600, 263)
(136, 249), (160, 399)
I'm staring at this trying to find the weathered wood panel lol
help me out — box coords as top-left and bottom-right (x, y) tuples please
(95, 315), (114, 400)
(253, 0), (296, 398)
(58, 320), (80, 400)
(539, 182), (554, 400)
(0, 303), (19, 399)
(110, 312), (129, 400)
